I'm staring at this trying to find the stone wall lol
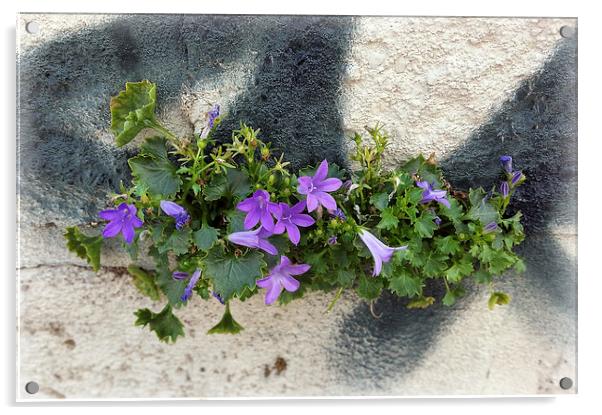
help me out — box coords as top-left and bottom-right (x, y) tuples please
(17, 14), (577, 399)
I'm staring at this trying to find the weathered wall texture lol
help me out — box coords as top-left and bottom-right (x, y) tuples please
(17, 14), (577, 399)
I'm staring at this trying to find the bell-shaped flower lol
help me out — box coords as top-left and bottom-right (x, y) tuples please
(297, 159), (342, 212)
(358, 229), (407, 277)
(160, 200), (190, 230)
(416, 181), (451, 208)
(236, 189), (279, 232)
(200, 104), (220, 139)
(273, 201), (315, 245)
(226, 227), (278, 255)
(98, 203), (143, 245)
(256, 256), (310, 304)
(500, 155), (513, 173)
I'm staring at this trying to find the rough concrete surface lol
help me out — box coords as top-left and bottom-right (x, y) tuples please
(16, 14), (577, 399)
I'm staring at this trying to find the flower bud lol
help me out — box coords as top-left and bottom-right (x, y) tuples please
(499, 155), (513, 173)
(500, 181), (509, 198)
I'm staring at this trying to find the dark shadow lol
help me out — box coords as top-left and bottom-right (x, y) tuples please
(330, 35), (577, 388)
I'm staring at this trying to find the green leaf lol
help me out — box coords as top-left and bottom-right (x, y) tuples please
(356, 274), (384, 300)
(387, 269), (422, 297)
(473, 269), (492, 284)
(159, 228), (192, 256)
(488, 291), (511, 310)
(194, 225), (219, 251)
(414, 212), (438, 238)
(207, 303), (244, 334)
(401, 155), (442, 187)
(445, 256), (474, 283)
(435, 236), (461, 255)
(370, 192), (389, 211)
(335, 268), (356, 287)
(423, 253), (448, 277)
(377, 208), (399, 230)
(467, 188), (499, 225)
(64, 227), (103, 272)
(203, 175), (227, 201)
(127, 265), (161, 301)
(134, 304), (184, 343)
(204, 246), (265, 301)
(110, 80), (157, 146)
(128, 137), (181, 197)
(407, 296), (435, 309)
(204, 169), (251, 202)
(226, 209), (246, 233)
(440, 198), (464, 223)
(150, 250), (188, 307)
(442, 287), (465, 306)
(513, 258), (526, 273)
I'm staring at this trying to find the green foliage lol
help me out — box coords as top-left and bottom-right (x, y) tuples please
(64, 227), (103, 271)
(488, 291), (511, 310)
(67, 81), (529, 342)
(134, 304), (184, 343)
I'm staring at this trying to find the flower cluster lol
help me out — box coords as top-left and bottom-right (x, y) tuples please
(65, 81), (527, 342)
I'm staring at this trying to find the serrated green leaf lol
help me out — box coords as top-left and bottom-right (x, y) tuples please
(204, 246), (265, 301)
(226, 209), (246, 233)
(445, 256), (474, 283)
(488, 291), (511, 310)
(204, 169), (251, 202)
(387, 269), (422, 297)
(64, 226), (103, 272)
(203, 174), (227, 201)
(435, 236), (461, 255)
(335, 268), (356, 287)
(128, 138), (181, 197)
(414, 212), (438, 238)
(134, 304), (184, 343)
(467, 188), (499, 225)
(370, 192), (389, 211)
(110, 80), (157, 146)
(401, 155), (442, 187)
(356, 274), (384, 300)
(194, 224), (219, 251)
(440, 198), (464, 223)
(423, 253), (448, 277)
(473, 269), (492, 284)
(207, 303), (244, 334)
(513, 258), (526, 273)
(159, 228), (192, 256)
(377, 208), (399, 230)
(127, 265), (161, 301)
(442, 290), (457, 306)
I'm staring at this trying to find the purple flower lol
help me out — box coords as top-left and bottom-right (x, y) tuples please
(160, 200), (190, 230)
(434, 215), (442, 226)
(500, 155), (513, 173)
(328, 235), (338, 245)
(273, 201), (315, 245)
(297, 160), (343, 212)
(98, 203), (143, 244)
(236, 190), (279, 232)
(172, 271), (189, 280)
(483, 222), (499, 234)
(358, 229), (407, 277)
(256, 256), (310, 305)
(227, 227), (278, 255)
(181, 269), (202, 302)
(200, 104), (220, 138)
(511, 170), (524, 186)
(330, 208), (347, 220)
(416, 181), (451, 208)
(212, 291), (225, 305)
(500, 181), (509, 198)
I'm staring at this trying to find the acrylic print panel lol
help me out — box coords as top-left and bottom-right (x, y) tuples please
(16, 13), (577, 400)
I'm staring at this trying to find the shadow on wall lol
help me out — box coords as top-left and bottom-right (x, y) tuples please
(18, 15), (577, 391)
(330, 35), (577, 389)
(18, 15), (354, 221)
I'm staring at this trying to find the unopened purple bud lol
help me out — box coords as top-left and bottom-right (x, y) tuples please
(328, 235), (338, 245)
(500, 156), (513, 173)
(483, 222), (499, 234)
(330, 208), (346, 221)
(511, 170), (523, 186)
(172, 271), (189, 280)
(500, 181), (509, 198)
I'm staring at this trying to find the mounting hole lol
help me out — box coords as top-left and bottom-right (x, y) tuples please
(559, 26), (576, 39)
(25, 21), (40, 35)
(25, 381), (39, 394)
(559, 377), (573, 390)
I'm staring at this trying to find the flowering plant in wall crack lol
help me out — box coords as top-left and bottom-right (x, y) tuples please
(65, 80), (527, 343)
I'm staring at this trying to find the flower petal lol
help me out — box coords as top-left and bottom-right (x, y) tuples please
(437, 197), (451, 208)
(279, 256), (292, 268)
(284, 263), (311, 276)
(258, 239), (278, 255)
(305, 194), (319, 212)
(291, 213), (315, 227)
(264, 282), (284, 305)
(160, 200), (184, 217)
(122, 224), (135, 244)
(273, 221), (286, 234)
(317, 177), (342, 192)
(416, 181), (431, 191)
(297, 176), (313, 194)
(281, 275), (300, 292)
(131, 216), (144, 228)
(285, 223), (300, 245)
(260, 208), (275, 231)
(256, 276), (272, 289)
(243, 208), (261, 230)
(98, 209), (121, 221)
(102, 220), (122, 238)
(314, 159), (329, 182)
(289, 200), (307, 214)
(315, 191), (337, 211)
(236, 197), (256, 212)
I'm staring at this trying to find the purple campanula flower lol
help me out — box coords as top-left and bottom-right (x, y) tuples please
(358, 229), (407, 277)
(200, 104), (220, 139)
(297, 160), (343, 212)
(236, 189), (279, 232)
(328, 235), (338, 245)
(500, 155), (513, 173)
(180, 269), (202, 302)
(511, 170), (524, 186)
(416, 181), (451, 208)
(212, 291), (225, 305)
(330, 208), (347, 221)
(256, 256), (310, 305)
(160, 200), (190, 230)
(273, 201), (315, 245)
(98, 202), (143, 245)
(483, 222), (499, 234)
(172, 271), (189, 280)
(500, 181), (509, 198)
(227, 227), (278, 255)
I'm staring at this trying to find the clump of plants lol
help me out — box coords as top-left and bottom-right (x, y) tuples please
(65, 81), (526, 342)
